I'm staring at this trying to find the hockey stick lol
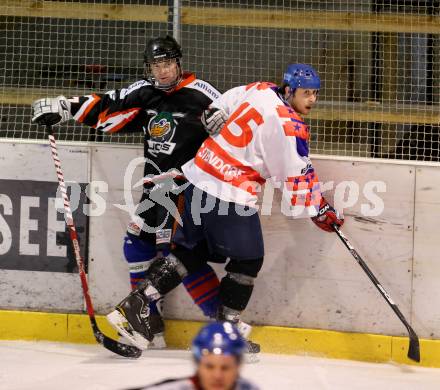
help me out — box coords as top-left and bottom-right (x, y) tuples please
(332, 224), (420, 362)
(46, 124), (141, 358)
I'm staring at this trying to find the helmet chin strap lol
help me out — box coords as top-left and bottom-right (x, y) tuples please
(284, 86), (295, 102)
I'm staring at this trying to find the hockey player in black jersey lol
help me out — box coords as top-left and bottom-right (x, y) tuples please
(31, 35), (226, 348)
(125, 322), (260, 390)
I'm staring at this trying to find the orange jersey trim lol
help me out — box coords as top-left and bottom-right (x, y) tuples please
(77, 94), (101, 123)
(168, 72), (196, 93)
(94, 107), (141, 133)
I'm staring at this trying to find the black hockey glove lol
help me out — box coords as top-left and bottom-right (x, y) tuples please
(201, 106), (228, 135)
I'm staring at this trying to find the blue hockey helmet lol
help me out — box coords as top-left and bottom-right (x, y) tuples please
(283, 63), (320, 91)
(192, 322), (246, 362)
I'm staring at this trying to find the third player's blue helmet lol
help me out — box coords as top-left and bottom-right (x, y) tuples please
(283, 63), (320, 91)
(192, 322), (246, 362)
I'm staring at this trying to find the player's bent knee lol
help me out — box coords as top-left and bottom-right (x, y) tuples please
(145, 254), (188, 295)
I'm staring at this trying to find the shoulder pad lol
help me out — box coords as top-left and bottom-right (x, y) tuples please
(186, 79), (221, 101)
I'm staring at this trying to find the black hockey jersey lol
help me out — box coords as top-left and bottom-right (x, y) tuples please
(69, 73), (221, 180)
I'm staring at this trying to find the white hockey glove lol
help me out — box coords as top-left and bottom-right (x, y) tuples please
(201, 106), (228, 135)
(31, 96), (72, 126)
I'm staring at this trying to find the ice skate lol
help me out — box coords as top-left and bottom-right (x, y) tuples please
(148, 297), (167, 349)
(217, 306), (260, 362)
(235, 319), (260, 362)
(116, 316), (166, 350)
(148, 332), (167, 349)
(145, 311), (167, 349)
(107, 282), (163, 350)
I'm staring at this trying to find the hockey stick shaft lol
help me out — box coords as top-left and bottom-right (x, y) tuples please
(332, 224), (420, 362)
(46, 125), (141, 358)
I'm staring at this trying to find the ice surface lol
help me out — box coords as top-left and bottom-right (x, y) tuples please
(1, 340), (440, 390)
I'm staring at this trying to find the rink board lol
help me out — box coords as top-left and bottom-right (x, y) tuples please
(2, 310), (440, 368)
(1, 140), (440, 361)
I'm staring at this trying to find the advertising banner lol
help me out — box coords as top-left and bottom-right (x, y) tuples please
(0, 141), (90, 311)
(0, 179), (88, 273)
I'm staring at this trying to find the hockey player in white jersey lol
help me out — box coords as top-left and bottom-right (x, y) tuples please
(125, 322), (259, 390)
(107, 64), (344, 352)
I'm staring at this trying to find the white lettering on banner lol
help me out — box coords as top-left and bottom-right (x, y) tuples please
(0, 179), (88, 272)
(0, 194), (12, 255)
(19, 196), (40, 256)
(197, 148), (245, 180)
(0, 194), (82, 259)
(47, 198), (67, 257)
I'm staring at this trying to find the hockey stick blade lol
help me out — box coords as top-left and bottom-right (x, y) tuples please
(46, 125), (141, 359)
(102, 333), (142, 358)
(407, 328), (421, 363)
(92, 320), (142, 359)
(332, 224), (420, 363)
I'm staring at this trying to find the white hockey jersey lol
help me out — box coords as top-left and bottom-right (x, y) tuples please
(182, 81), (322, 218)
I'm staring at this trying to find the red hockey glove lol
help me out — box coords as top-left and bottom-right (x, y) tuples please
(311, 196), (344, 233)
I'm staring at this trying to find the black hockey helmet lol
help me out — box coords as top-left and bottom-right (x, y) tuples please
(144, 35), (182, 64)
(143, 35), (183, 90)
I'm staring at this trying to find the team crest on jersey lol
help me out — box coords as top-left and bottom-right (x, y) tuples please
(149, 112), (175, 142)
(145, 111), (183, 156)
